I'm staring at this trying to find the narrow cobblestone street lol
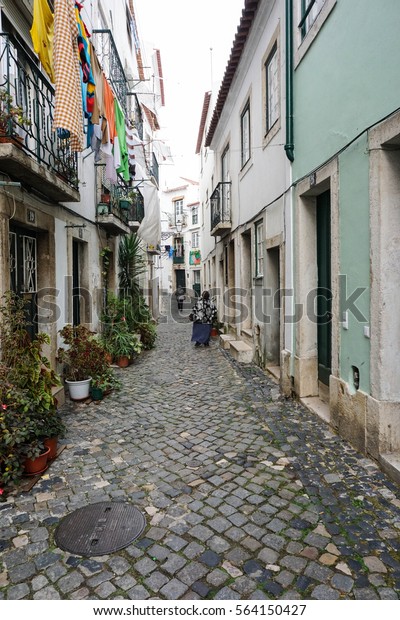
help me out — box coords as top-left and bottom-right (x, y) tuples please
(1, 320), (400, 601)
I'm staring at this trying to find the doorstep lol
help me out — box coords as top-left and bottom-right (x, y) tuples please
(300, 396), (330, 425)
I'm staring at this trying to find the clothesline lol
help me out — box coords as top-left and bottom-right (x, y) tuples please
(30, 0), (150, 185)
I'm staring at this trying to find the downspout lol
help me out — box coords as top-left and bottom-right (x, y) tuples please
(285, 0), (294, 162)
(284, 0), (295, 386)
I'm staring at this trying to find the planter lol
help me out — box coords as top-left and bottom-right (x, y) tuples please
(101, 193), (111, 203)
(119, 199), (131, 210)
(97, 203), (109, 215)
(91, 386), (104, 401)
(24, 446), (51, 476)
(65, 377), (92, 401)
(116, 355), (129, 368)
(44, 437), (58, 460)
(105, 352), (113, 364)
(211, 327), (219, 338)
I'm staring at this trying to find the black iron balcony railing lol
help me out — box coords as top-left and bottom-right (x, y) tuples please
(92, 29), (127, 115)
(0, 34), (78, 188)
(210, 181), (231, 231)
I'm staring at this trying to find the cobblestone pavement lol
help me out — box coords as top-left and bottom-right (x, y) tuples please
(1, 320), (400, 601)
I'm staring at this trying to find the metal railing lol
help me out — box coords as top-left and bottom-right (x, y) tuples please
(0, 34), (78, 188)
(210, 181), (231, 231)
(92, 29), (127, 115)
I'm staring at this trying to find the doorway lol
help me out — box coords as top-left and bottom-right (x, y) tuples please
(316, 190), (332, 386)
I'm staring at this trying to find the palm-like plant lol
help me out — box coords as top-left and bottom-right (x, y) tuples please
(118, 233), (147, 296)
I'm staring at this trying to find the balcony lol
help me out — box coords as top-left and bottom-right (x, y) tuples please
(0, 34), (79, 202)
(96, 199), (130, 236)
(210, 181), (231, 236)
(92, 30), (127, 115)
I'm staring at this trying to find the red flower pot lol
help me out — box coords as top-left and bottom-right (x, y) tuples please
(24, 446), (51, 475)
(44, 437), (58, 461)
(117, 355), (129, 368)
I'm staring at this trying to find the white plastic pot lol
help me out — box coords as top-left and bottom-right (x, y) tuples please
(65, 378), (92, 401)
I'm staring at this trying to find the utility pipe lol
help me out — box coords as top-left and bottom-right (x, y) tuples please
(285, 0), (294, 162)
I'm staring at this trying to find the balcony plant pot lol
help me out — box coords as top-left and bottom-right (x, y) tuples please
(116, 355), (129, 368)
(97, 203), (109, 215)
(101, 193), (111, 203)
(119, 199), (131, 210)
(44, 437), (58, 461)
(24, 446), (51, 476)
(65, 377), (92, 401)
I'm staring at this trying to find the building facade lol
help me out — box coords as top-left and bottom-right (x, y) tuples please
(159, 177), (200, 314)
(198, 0), (400, 481)
(0, 0), (163, 367)
(198, 0), (290, 374)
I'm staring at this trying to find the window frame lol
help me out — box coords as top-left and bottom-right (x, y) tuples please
(240, 100), (251, 169)
(192, 204), (198, 225)
(174, 198), (184, 226)
(255, 221), (264, 279)
(295, 0), (337, 66)
(191, 231), (200, 248)
(265, 43), (279, 134)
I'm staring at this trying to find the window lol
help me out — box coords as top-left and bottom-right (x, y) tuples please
(193, 270), (201, 284)
(255, 221), (264, 277)
(192, 232), (200, 248)
(174, 199), (183, 225)
(241, 101), (251, 168)
(300, 0), (326, 38)
(192, 205), (198, 225)
(265, 44), (279, 132)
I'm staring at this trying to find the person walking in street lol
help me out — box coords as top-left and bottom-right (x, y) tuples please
(175, 286), (185, 312)
(190, 290), (217, 347)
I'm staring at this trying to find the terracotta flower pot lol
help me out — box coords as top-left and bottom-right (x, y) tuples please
(24, 446), (51, 475)
(211, 327), (218, 338)
(44, 437), (58, 461)
(117, 355), (129, 368)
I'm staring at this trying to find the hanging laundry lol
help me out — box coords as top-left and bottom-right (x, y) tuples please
(102, 75), (116, 144)
(114, 99), (129, 182)
(90, 46), (105, 125)
(75, 2), (95, 116)
(53, 0), (84, 152)
(30, 0), (55, 83)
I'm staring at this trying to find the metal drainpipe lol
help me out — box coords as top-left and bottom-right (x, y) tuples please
(285, 0), (294, 162)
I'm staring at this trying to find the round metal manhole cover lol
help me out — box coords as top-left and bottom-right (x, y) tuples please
(55, 502), (146, 556)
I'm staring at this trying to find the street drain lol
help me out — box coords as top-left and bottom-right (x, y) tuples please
(55, 502), (146, 556)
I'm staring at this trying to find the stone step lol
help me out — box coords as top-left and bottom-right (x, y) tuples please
(219, 334), (235, 350)
(229, 340), (253, 363)
(380, 453), (400, 486)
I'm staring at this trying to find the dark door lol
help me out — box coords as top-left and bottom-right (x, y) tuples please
(175, 269), (185, 291)
(9, 226), (38, 339)
(72, 239), (81, 326)
(316, 190), (332, 385)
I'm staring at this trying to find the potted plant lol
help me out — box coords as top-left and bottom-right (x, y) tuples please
(109, 321), (142, 367)
(0, 292), (64, 491)
(0, 89), (31, 142)
(57, 324), (110, 401)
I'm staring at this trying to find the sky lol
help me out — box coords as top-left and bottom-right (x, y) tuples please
(134, 0), (245, 182)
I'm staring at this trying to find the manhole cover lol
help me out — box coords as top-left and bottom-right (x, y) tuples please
(55, 502), (146, 556)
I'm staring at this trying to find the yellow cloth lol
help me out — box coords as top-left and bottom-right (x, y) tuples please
(30, 0), (55, 83)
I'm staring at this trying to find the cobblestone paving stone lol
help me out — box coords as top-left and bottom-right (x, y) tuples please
(1, 320), (400, 600)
